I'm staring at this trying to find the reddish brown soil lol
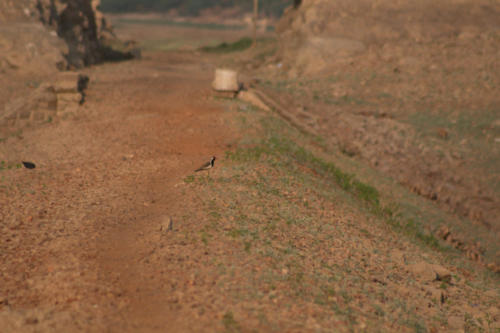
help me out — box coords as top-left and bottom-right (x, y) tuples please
(1, 16), (499, 332)
(0, 52), (238, 331)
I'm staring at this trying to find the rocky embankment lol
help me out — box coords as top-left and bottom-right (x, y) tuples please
(273, 0), (500, 268)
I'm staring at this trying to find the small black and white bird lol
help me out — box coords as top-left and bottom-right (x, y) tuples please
(195, 156), (216, 173)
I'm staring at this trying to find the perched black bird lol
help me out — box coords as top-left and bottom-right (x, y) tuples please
(195, 156), (216, 174)
(78, 74), (90, 105)
(22, 161), (36, 169)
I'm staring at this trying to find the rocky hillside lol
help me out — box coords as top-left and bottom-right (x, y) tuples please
(270, 0), (500, 270)
(277, 0), (500, 75)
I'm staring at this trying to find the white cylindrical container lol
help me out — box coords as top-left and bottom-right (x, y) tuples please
(212, 68), (239, 92)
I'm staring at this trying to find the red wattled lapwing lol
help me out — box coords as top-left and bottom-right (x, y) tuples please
(195, 156), (216, 176)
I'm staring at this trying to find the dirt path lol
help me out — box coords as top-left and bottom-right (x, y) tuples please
(91, 53), (236, 331)
(0, 51), (237, 331)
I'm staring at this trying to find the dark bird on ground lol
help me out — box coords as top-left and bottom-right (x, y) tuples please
(22, 161), (36, 169)
(195, 156), (216, 173)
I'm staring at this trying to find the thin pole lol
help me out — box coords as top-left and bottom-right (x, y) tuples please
(252, 0), (259, 48)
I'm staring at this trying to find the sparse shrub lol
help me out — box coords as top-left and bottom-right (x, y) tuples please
(222, 311), (240, 332)
(201, 37), (253, 53)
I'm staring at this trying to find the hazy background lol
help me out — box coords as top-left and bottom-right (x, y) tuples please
(100, 0), (291, 17)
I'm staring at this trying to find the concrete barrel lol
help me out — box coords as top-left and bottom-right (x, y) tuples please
(212, 68), (239, 92)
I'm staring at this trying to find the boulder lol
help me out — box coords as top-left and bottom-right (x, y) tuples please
(237, 89), (271, 111)
(408, 262), (453, 283)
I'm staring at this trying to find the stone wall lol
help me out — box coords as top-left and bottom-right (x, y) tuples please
(0, 72), (89, 136)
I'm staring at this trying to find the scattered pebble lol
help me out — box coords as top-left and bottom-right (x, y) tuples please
(159, 216), (173, 232)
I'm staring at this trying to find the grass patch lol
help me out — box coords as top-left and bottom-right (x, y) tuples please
(225, 112), (449, 253)
(200, 231), (210, 245)
(405, 108), (499, 144)
(227, 135), (380, 206)
(183, 175), (195, 183)
(0, 161), (22, 171)
(201, 37), (253, 54)
(222, 311), (240, 332)
(325, 95), (370, 106)
(404, 107), (500, 196)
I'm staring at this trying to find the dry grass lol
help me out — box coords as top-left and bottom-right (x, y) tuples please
(174, 99), (499, 331)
